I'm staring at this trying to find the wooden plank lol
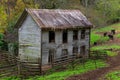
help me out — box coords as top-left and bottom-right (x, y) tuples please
(0, 65), (17, 69)
(0, 69), (17, 74)
(54, 56), (76, 62)
(0, 71), (18, 77)
(53, 60), (75, 66)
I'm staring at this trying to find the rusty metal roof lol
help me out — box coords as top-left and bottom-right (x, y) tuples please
(26, 9), (92, 29)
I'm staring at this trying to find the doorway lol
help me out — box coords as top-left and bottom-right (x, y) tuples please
(80, 45), (86, 56)
(48, 49), (55, 64)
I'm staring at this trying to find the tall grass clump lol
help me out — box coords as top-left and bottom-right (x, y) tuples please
(105, 71), (120, 80)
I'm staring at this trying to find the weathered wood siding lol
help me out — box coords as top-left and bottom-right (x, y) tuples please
(19, 15), (41, 62)
(41, 29), (90, 65)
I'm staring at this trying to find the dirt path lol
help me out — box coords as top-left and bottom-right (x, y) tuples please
(66, 53), (120, 80)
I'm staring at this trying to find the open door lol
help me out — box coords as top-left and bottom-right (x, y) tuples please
(80, 45), (86, 56)
(48, 49), (55, 64)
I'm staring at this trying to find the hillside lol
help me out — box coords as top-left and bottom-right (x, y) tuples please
(68, 23), (120, 80)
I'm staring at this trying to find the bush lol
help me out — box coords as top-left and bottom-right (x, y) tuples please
(105, 71), (120, 80)
(0, 33), (9, 51)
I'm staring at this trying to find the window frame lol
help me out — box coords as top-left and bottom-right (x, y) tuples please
(61, 49), (68, 57)
(49, 31), (55, 43)
(73, 30), (78, 40)
(73, 47), (78, 55)
(81, 29), (86, 39)
(62, 31), (68, 43)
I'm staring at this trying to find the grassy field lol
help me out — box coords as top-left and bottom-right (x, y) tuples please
(91, 23), (120, 57)
(90, 33), (109, 45)
(94, 23), (120, 32)
(104, 70), (120, 80)
(91, 23), (120, 45)
(116, 34), (120, 38)
(91, 44), (120, 51)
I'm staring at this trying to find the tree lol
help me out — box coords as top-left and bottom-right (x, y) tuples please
(0, 4), (7, 33)
(96, 0), (120, 23)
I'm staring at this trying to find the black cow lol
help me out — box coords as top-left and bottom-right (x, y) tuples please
(108, 34), (114, 40)
(103, 32), (107, 37)
(93, 42), (97, 46)
(111, 29), (116, 35)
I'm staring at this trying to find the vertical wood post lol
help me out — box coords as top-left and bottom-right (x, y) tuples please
(38, 58), (42, 75)
(17, 58), (21, 76)
(51, 50), (55, 68)
(89, 28), (91, 57)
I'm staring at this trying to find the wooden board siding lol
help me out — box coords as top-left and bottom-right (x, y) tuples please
(19, 15), (41, 62)
(41, 29), (90, 65)
(17, 9), (91, 65)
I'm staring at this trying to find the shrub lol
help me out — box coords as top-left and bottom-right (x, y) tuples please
(0, 33), (4, 46)
(105, 71), (120, 80)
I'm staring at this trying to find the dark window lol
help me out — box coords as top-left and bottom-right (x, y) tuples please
(63, 31), (67, 43)
(48, 49), (54, 64)
(73, 47), (78, 55)
(73, 30), (78, 40)
(80, 46), (86, 55)
(49, 31), (55, 43)
(81, 30), (85, 39)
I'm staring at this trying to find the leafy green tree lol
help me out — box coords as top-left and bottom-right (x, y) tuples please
(0, 5), (7, 33)
(96, 0), (120, 23)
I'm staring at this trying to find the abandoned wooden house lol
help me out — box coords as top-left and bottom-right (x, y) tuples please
(13, 9), (93, 66)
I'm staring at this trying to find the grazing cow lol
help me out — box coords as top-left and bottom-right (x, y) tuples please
(108, 34), (114, 40)
(93, 42), (97, 46)
(103, 32), (107, 37)
(111, 29), (116, 35)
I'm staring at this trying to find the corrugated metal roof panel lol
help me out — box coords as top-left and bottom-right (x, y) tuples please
(26, 9), (92, 29)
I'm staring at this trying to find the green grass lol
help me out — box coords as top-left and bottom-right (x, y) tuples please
(94, 23), (120, 32)
(91, 23), (120, 45)
(106, 51), (117, 57)
(105, 70), (120, 80)
(91, 23), (120, 57)
(91, 44), (120, 57)
(91, 33), (101, 44)
(91, 50), (117, 57)
(1, 59), (107, 80)
(91, 44), (120, 51)
(0, 76), (20, 80)
(95, 27), (114, 32)
(91, 33), (109, 45)
(116, 34), (120, 38)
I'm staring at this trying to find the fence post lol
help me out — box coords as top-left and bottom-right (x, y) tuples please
(17, 58), (21, 76)
(38, 58), (42, 75)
